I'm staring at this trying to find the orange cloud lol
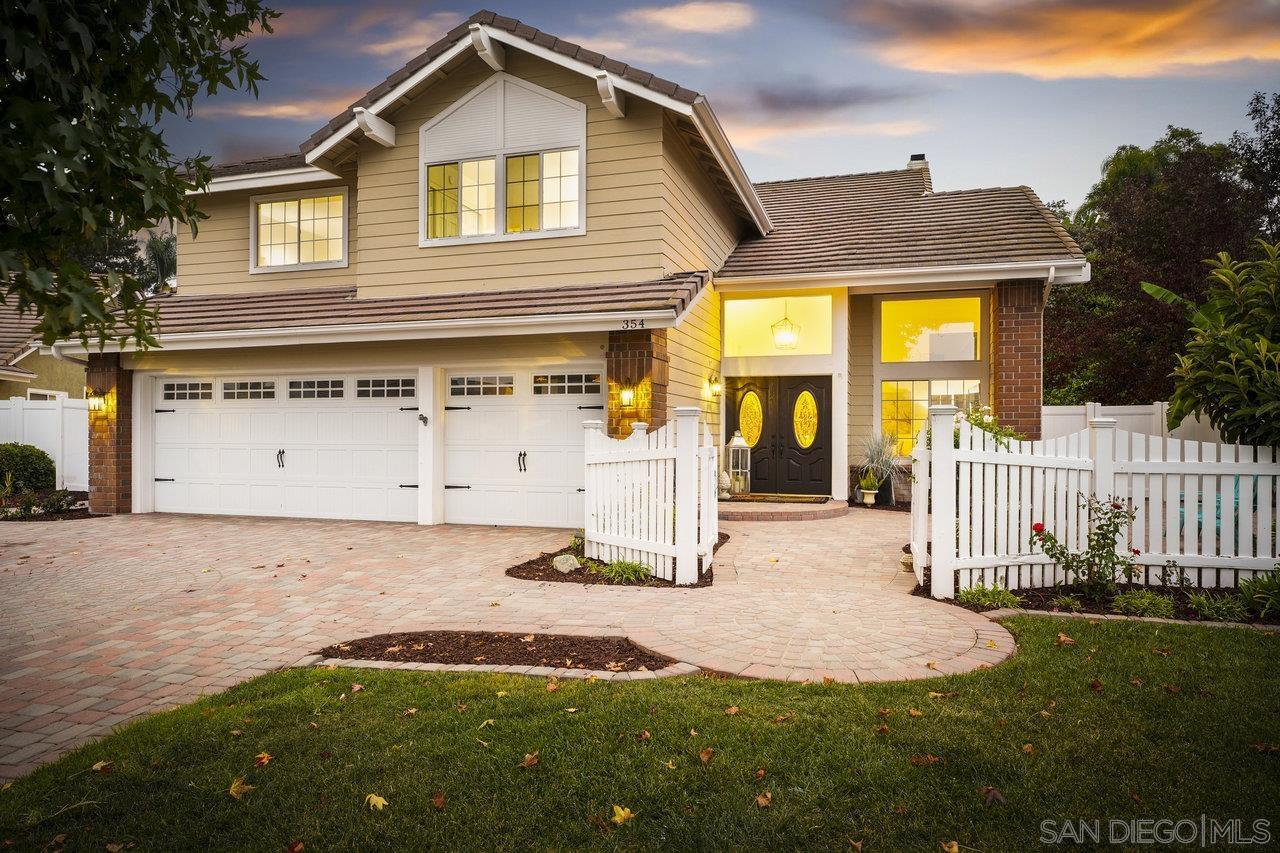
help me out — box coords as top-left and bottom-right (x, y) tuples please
(361, 12), (459, 60)
(851, 0), (1280, 78)
(200, 92), (362, 121)
(724, 118), (930, 155)
(623, 2), (757, 33)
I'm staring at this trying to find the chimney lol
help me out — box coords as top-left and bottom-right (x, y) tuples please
(907, 153), (927, 169)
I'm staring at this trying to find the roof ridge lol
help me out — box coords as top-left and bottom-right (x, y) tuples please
(754, 167), (921, 187)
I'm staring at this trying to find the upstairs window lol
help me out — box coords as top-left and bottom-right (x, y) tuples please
(427, 159), (496, 239)
(250, 189), (347, 273)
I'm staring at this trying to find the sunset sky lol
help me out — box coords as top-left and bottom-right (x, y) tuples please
(166, 0), (1280, 206)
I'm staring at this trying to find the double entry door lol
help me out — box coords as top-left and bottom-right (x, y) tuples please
(725, 376), (832, 496)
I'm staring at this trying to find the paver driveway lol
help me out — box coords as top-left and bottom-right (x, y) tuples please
(0, 511), (1011, 779)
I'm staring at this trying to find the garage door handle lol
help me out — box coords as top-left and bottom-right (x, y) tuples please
(445, 405), (471, 411)
(517, 451), (526, 472)
(399, 406), (419, 411)
(577, 405), (604, 410)
(154, 408), (175, 413)
(399, 484), (418, 489)
(154, 477), (175, 482)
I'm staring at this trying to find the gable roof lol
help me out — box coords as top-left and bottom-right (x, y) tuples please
(718, 168), (1085, 280)
(294, 10), (769, 234)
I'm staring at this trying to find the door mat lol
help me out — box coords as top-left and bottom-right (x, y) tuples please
(719, 494), (829, 504)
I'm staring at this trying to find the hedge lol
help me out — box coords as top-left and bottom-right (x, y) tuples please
(0, 443), (56, 492)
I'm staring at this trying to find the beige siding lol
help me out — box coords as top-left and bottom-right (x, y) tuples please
(124, 333), (606, 374)
(354, 52), (667, 297)
(666, 285), (721, 432)
(177, 174), (358, 297)
(659, 115), (741, 274)
(848, 294), (874, 465)
(0, 352), (85, 399)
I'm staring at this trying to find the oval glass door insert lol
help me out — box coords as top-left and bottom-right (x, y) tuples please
(739, 390), (763, 447)
(793, 390), (818, 449)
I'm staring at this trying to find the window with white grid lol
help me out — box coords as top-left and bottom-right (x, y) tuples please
(532, 372), (601, 395)
(356, 377), (415, 399)
(162, 381), (213, 401)
(448, 375), (515, 397)
(222, 380), (275, 400)
(288, 379), (344, 399)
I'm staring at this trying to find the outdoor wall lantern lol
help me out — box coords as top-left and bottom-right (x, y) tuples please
(618, 382), (636, 407)
(709, 375), (723, 397)
(727, 430), (751, 495)
(771, 300), (800, 349)
(86, 386), (107, 412)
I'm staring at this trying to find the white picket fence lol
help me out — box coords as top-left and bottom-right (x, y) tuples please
(582, 406), (718, 585)
(912, 405), (1280, 598)
(0, 397), (89, 491)
(1043, 401), (1223, 443)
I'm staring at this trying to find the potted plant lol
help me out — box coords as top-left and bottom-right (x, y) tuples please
(857, 471), (881, 505)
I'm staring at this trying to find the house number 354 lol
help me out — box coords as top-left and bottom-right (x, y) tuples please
(621, 319), (646, 329)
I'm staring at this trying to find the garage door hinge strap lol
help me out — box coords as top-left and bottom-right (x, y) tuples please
(577, 488), (585, 492)
(399, 406), (419, 411)
(444, 405), (471, 411)
(154, 477), (175, 482)
(444, 484), (471, 489)
(154, 409), (175, 413)
(577, 405), (604, 410)
(399, 484), (419, 488)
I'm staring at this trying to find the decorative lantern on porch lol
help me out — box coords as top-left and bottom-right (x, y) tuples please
(727, 430), (751, 495)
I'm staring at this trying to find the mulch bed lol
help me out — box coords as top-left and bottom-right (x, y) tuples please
(913, 580), (1279, 626)
(848, 500), (911, 514)
(317, 630), (674, 672)
(506, 532), (728, 588)
(1, 508), (100, 522)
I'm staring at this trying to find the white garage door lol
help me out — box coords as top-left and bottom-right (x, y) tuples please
(443, 368), (603, 528)
(152, 374), (419, 522)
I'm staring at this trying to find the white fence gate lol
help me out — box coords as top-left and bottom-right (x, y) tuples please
(0, 397), (89, 491)
(912, 405), (1280, 598)
(582, 406), (718, 585)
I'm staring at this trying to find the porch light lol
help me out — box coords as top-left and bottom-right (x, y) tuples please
(771, 301), (800, 350)
(618, 383), (635, 407)
(727, 430), (751, 495)
(709, 375), (723, 397)
(86, 386), (107, 412)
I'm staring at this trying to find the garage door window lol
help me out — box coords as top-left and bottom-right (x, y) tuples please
(449, 375), (515, 397)
(162, 381), (213, 401)
(356, 377), (415, 399)
(222, 380), (275, 400)
(533, 373), (601, 395)
(288, 379), (344, 399)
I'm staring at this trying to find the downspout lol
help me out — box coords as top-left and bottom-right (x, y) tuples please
(47, 342), (88, 367)
(1043, 265), (1056, 304)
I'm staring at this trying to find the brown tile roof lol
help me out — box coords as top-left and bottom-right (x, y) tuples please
(718, 168), (1084, 279)
(0, 302), (39, 369)
(150, 273), (707, 336)
(300, 10), (701, 156)
(209, 153), (308, 178)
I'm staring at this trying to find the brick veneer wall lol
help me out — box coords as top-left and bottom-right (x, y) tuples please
(605, 328), (669, 437)
(992, 279), (1044, 440)
(86, 353), (132, 514)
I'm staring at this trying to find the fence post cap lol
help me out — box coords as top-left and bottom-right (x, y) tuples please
(673, 406), (701, 418)
(630, 421), (648, 435)
(581, 419), (605, 431)
(1088, 417), (1118, 428)
(927, 404), (959, 416)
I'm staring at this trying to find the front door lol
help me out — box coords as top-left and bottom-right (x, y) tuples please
(725, 376), (832, 495)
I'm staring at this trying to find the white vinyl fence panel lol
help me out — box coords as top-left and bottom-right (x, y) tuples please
(583, 406), (717, 585)
(1043, 401), (1223, 443)
(0, 397), (89, 491)
(916, 406), (1279, 598)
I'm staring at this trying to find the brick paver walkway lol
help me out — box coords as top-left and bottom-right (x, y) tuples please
(0, 511), (1011, 779)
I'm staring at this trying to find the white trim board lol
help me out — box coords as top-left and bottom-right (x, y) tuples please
(194, 166), (343, 195)
(716, 259), (1091, 291)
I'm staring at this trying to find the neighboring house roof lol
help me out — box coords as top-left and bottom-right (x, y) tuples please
(209, 153), (307, 178)
(142, 273), (707, 338)
(0, 303), (39, 376)
(718, 168), (1085, 280)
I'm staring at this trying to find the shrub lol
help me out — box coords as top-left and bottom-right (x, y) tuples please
(0, 443), (55, 492)
(6, 490), (39, 520)
(593, 560), (651, 584)
(956, 582), (1020, 610)
(1031, 497), (1139, 602)
(1187, 592), (1247, 623)
(40, 490), (78, 514)
(1112, 589), (1176, 618)
(568, 534), (584, 555)
(1239, 570), (1280, 621)
(1050, 593), (1083, 613)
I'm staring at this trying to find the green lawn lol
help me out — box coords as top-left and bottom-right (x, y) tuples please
(3, 617), (1278, 851)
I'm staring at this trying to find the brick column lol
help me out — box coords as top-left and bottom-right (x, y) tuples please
(605, 328), (669, 437)
(992, 279), (1044, 440)
(86, 353), (133, 514)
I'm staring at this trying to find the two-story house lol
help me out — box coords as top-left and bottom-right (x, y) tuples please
(53, 10), (1087, 527)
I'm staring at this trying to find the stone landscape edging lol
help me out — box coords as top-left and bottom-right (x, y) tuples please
(291, 653), (702, 682)
(982, 607), (1277, 631)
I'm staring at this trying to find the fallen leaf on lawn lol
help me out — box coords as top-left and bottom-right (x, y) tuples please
(365, 793), (388, 811)
(755, 791), (772, 808)
(664, 760), (676, 769)
(1, 781), (12, 792)
(91, 760), (113, 774)
(981, 785), (1007, 805)
(1248, 742), (1280, 753)
(228, 776), (254, 800)
(564, 708), (578, 714)
(637, 730), (651, 741)
(1089, 678), (1103, 693)
(546, 681), (560, 693)
(1040, 710), (1052, 718)
(496, 691), (508, 697)
(432, 791), (446, 811)
(1152, 646), (1170, 656)
(928, 691), (958, 700)
(456, 702), (467, 712)
(941, 842), (959, 853)
(350, 684), (364, 693)
(725, 706), (739, 716)
(611, 805), (636, 825)
(893, 805), (909, 814)
(910, 753), (941, 766)
(230, 730), (242, 738)
(1056, 633), (1076, 646)
(403, 708), (418, 717)
(849, 841), (864, 851)
(822, 676), (835, 685)
(476, 739), (489, 748)
(586, 674), (599, 683)
(308, 721), (319, 729)
(1022, 743), (1035, 754)
(878, 708), (892, 718)
(876, 724), (890, 735)
(1163, 684), (1181, 694)
(755, 768), (766, 779)
(1130, 677), (1144, 687)
(518, 750), (540, 768)
(287, 843), (304, 853)
(1129, 790), (1143, 803)
(699, 747), (714, 765)
(771, 712), (795, 724)
(479, 719), (495, 729)
(908, 708), (923, 718)
(105, 844), (124, 853)
(255, 752), (272, 767)
(689, 728), (698, 737)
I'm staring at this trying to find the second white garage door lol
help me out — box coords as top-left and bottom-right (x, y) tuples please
(443, 368), (603, 528)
